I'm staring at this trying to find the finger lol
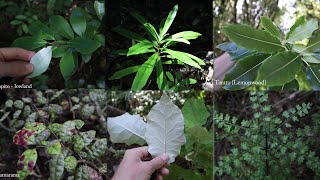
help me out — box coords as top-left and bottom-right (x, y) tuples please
(158, 167), (170, 176)
(128, 146), (150, 159)
(156, 174), (163, 180)
(145, 153), (169, 172)
(0, 62), (33, 78)
(0, 48), (35, 62)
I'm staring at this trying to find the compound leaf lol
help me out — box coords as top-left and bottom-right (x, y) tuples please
(107, 113), (146, 145)
(145, 92), (186, 163)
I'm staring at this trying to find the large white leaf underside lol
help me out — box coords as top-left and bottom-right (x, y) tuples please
(146, 93), (186, 163)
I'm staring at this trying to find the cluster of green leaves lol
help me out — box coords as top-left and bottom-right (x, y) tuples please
(214, 92), (320, 178)
(10, 12), (38, 36)
(219, 16), (320, 90)
(166, 92), (213, 179)
(109, 4), (205, 91)
(11, 1), (105, 81)
(0, 89), (108, 180)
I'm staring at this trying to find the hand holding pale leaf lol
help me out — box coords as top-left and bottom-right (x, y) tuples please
(112, 146), (170, 180)
(0, 48), (34, 84)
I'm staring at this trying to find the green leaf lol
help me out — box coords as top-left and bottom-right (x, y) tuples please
(68, 37), (101, 54)
(178, 78), (197, 86)
(155, 58), (167, 90)
(159, 5), (178, 39)
(131, 52), (158, 91)
(12, 36), (47, 50)
(222, 24), (284, 53)
(295, 70), (311, 90)
(70, 8), (87, 36)
(171, 31), (202, 40)
(223, 54), (270, 90)
(257, 52), (302, 86)
(74, 120), (85, 129)
(94, 34), (105, 46)
(260, 16), (281, 38)
(46, 140), (61, 155)
(49, 15), (74, 39)
(52, 46), (68, 58)
(17, 149), (37, 180)
(87, 138), (108, 159)
(28, 21), (55, 40)
(64, 156), (78, 171)
(287, 16), (305, 38)
(306, 31), (320, 53)
(26, 46), (52, 78)
(184, 53), (206, 66)
(286, 19), (318, 43)
(0, 112), (10, 122)
(94, 1), (105, 20)
(164, 49), (201, 69)
(109, 65), (140, 80)
(75, 165), (90, 180)
(112, 27), (147, 42)
(127, 40), (155, 56)
(182, 98), (210, 129)
(130, 11), (159, 42)
(80, 130), (96, 146)
(81, 53), (92, 63)
(60, 49), (76, 80)
(306, 64), (320, 90)
(73, 135), (85, 152)
(49, 154), (64, 180)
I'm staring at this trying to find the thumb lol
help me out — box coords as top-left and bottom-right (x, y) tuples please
(146, 154), (169, 173)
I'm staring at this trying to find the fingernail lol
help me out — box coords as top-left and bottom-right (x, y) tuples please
(26, 64), (34, 72)
(160, 153), (169, 163)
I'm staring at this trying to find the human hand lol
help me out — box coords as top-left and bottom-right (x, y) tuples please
(112, 146), (170, 180)
(0, 48), (35, 84)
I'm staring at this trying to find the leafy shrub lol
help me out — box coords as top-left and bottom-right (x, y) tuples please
(0, 90), (108, 180)
(107, 91), (213, 179)
(11, 1), (105, 81)
(215, 92), (320, 178)
(218, 16), (320, 90)
(109, 5), (205, 91)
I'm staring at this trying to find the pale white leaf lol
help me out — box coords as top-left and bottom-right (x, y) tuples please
(145, 92), (186, 163)
(107, 113), (146, 145)
(27, 46), (52, 78)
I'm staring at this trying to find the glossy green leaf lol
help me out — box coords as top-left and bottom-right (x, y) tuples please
(81, 54), (92, 63)
(287, 16), (305, 38)
(257, 52), (303, 86)
(87, 138), (108, 159)
(306, 31), (320, 53)
(130, 11), (159, 42)
(131, 53), (159, 91)
(182, 98), (210, 129)
(112, 27), (146, 42)
(306, 64), (320, 90)
(109, 65), (140, 80)
(84, 19), (100, 38)
(94, 1), (105, 20)
(49, 15), (74, 39)
(171, 31), (201, 40)
(159, 5), (178, 39)
(60, 49), (76, 80)
(94, 34), (105, 46)
(52, 46), (68, 58)
(70, 8), (87, 36)
(65, 156), (78, 171)
(127, 40), (155, 56)
(26, 46), (52, 78)
(164, 49), (201, 69)
(12, 36), (47, 50)
(68, 37), (101, 54)
(223, 54), (270, 90)
(49, 154), (64, 180)
(28, 21), (55, 40)
(184, 53), (206, 66)
(155, 58), (167, 90)
(286, 19), (318, 43)
(46, 140), (61, 155)
(295, 70), (312, 90)
(222, 24), (284, 53)
(260, 16), (281, 38)
(17, 149), (37, 180)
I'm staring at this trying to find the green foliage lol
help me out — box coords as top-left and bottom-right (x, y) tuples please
(214, 92), (320, 178)
(109, 4), (204, 91)
(219, 16), (320, 90)
(11, 1), (105, 81)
